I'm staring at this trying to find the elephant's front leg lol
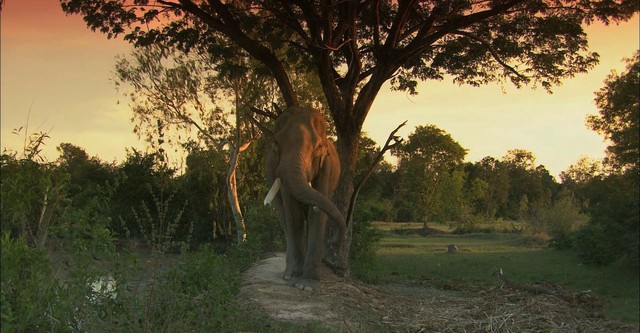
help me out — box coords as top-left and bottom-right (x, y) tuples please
(291, 208), (327, 291)
(280, 188), (306, 281)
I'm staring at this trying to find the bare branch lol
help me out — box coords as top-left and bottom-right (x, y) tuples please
(346, 120), (407, 225)
(250, 106), (279, 120)
(247, 110), (274, 139)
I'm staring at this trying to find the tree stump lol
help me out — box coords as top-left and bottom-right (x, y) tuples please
(447, 244), (458, 254)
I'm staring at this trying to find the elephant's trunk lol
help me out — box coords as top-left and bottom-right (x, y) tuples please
(279, 164), (346, 231)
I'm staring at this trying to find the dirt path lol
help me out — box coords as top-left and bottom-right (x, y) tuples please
(240, 253), (638, 333)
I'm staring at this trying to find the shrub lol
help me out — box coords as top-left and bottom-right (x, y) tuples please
(132, 185), (193, 254)
(571, 222), (620, 265)
(354, 197), (394, 223)
(138, 247), (248, 332)
(526, 194), (589, 244)
(349, 218), (383, 282)
(571, 172), (639, 266)
(243, 204), (284, 254)
(0, 155), (69, 248)
(0, 233), (75, 332)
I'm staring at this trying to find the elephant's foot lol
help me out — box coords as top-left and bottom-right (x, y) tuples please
(288, 276), (320, 291)
(282, 268), (302, 281)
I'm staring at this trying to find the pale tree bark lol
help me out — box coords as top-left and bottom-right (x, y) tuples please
(226, 74), (250, 245)
(226, 142), (248, 245)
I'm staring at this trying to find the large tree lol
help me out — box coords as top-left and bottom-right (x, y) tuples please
(61, 0), (638, 273)
(392, 125), (466, 224)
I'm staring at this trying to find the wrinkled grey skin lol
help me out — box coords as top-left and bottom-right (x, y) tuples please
(265, 107), (346, 291)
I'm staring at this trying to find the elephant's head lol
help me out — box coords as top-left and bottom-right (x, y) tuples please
(265, 107), (346, 230)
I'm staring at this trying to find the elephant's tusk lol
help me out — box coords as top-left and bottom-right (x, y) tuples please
(263, 178), (282, 206)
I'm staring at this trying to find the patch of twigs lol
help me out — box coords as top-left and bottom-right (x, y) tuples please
(316, 272), (636, 333)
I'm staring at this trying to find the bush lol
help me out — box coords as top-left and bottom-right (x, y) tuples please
(527, 194), (589, 244)
(140, 247), (245, 332)
(354, 197), (394, 223)
(349, 218), (383, 282)
(571, 172), (639, 266)
(0, 155), (69, 248)
(0, 234), (76, 332)
(132, 185), (193, 254)
(244, 204), (284, 255)
(571, 222), (620, 265)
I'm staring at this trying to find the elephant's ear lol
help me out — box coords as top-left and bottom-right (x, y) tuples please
(319, 140), (329, 169)
(311, 111), (328, 139)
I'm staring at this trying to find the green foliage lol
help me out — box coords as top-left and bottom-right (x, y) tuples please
(500, 150), (558, 220)
(568, 54), (639, 266)
(571, 171), (639, 266)
(179, 147), (234, 244)
(0, 234), (70, 332)
(464, 157), (511, 219)
(1, 134), (70, 248)
(140, 248), (244, 332)
(587, 51), (639, 171)
(56, 143), (116, 210)
(392, 125), (467, 223)
(354, 196), (394, 224)
(243, 204), (284, 255)
(526, 192), (590, 246)
(350, 218), (383, 283)
(62, 0), (637, 99)
(109, 149), (166, 238)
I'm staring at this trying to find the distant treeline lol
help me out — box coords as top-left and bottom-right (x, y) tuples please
(1, 127), (637, 266)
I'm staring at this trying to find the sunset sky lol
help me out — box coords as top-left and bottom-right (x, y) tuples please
(1, 1), (638, 178)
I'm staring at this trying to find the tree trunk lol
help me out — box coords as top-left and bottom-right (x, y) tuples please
(228, 77), (247, 246)
(323, 128), (360, 277)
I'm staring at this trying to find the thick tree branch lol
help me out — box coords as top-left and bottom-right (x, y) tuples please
(178, 0), (299, 107)
(265, 1), (311, 45)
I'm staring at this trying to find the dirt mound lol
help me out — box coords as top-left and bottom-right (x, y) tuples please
(240, 254), (637, 333)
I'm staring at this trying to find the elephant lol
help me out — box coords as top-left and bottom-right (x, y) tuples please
(264, 106), (346, 291)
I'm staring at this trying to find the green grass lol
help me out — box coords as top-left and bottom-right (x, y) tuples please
(369, 232), (639, 324)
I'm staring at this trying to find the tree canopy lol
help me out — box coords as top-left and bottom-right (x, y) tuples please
(61, 0), (638, 140)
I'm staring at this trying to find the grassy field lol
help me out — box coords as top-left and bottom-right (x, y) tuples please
(368, 223), (639, 324)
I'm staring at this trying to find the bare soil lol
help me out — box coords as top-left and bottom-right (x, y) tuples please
(240, 253), (638, 333)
